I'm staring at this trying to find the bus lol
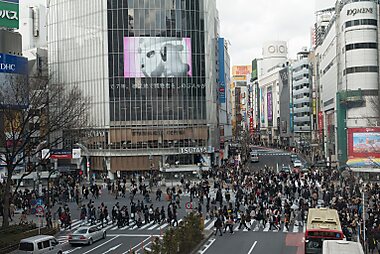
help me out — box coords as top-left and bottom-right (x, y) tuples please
(322, 240), (364, 254)
(305, 208), (344, 254)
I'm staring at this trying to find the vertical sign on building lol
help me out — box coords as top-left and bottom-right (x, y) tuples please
(318, 111), (323, 140)
(218, 38), (226, 103)
(267, 86), (273, 127)
(0, 0), (19, 29)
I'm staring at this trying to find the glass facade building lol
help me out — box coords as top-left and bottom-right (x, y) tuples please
(48, 0), (219, 175)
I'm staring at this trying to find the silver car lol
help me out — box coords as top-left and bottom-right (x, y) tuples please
(68, 226), (106, 245)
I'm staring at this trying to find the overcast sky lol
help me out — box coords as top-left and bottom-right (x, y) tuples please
(216, 0), (336, 66)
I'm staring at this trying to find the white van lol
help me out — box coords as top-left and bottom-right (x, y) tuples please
(322, 240), (364, 254)
(18, 235), (62, 254)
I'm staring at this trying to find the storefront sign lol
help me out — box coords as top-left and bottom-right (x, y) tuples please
(179, 147), (207, 154)
(0, 0), (19, 29)
(347, 8), (373, 16)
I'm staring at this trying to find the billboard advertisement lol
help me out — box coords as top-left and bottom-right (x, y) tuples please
(232, 65), (251, 81)
(347, 128), (380, 158)
(267, 87), (273, 126)
(0, 0), (19, 29)
(124, 37), (192, 78)
(218, 38), (226, 103)
(0, 53), (28, 108)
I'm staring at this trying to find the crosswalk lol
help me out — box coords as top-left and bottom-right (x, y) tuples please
(57, 218), (306, 244)
(256, 153), (290, 156)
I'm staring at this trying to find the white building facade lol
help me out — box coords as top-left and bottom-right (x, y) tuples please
(316, 0), (380, 169)
(258, 41), (288, 146)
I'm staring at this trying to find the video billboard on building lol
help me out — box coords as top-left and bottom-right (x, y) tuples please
(0, 0), (19, 29)
(0, 53), (28, 108)
(124, 37), (192, 78)
(348, 128), (380, 158)
(267, 87), (273, 126)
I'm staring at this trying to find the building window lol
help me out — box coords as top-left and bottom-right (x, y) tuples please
(345, 42), (377, 51)
(344, 19), (377, 29)
(343, 66), (379, 75)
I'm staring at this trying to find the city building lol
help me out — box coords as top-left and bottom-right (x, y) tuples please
(258, 41), (288, 146)
(231, 65), (251, 139)
(250, 58), (262, 144)
(291, 48), (313, 147)
(315, 0), (380, 173)
(217, 38), (232, 163)
(47, 0), (221, 178)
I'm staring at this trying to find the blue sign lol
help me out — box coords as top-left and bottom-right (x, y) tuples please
(218, 38), (226, 103)
(0, 53), (28, 75)
(36, 198), (43, 206)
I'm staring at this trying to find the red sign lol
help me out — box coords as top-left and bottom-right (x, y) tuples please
(347, 128), (380, 158)
(50, 149), (72, 159)
(318, 111), (323, 140)
(36, 205), (44, 215)
(185, 202), (193, 210)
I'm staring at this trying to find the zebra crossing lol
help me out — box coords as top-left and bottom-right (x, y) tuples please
(57, 218), (306, 244)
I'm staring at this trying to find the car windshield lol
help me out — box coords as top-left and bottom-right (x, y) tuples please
(74, 229), (88, 234)
(19, 242), (34, 251)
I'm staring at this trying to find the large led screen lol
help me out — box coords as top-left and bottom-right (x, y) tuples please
(348, 128), (380, 158)
(124, 37), (192, 78)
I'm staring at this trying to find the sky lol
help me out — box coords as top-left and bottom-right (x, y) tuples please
(216, 0), (336, 66)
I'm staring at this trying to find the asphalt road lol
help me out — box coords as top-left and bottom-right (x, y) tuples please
(56, 147), (305, 254)
(198, 147), (305, 254)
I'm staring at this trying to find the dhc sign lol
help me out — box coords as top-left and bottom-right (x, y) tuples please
(347, 8), (373, 16)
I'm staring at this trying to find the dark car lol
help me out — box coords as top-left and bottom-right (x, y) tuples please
(281, 165), (292, 173)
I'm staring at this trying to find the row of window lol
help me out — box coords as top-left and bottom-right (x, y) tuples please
(293, 74), (309, 82)
(345, 42), (377, 51)
(294, 93), (311, 99)
(343, 66), (378, 75)
(343, 19), (377, 30)
(292, 64), (309, 73)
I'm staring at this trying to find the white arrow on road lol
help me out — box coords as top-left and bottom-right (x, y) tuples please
(103, 243), (122, 254)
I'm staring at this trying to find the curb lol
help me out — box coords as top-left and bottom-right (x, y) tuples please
(191, 230), (214, 254)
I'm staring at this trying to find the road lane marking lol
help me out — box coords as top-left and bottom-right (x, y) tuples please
(122, 236), (151, 254)
(139, 221), (154, 229)
(205, 220), (215, 230)
(82, 235), (119, 254)
(198, 238), (216, 254)
(148, 223), (160, 230)
(247, 241), (257, 254)
(62, 247), (81, 254)
(103, 243), (122, 254)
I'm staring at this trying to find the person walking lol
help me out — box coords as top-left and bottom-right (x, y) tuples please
(214, 216), (223, 236)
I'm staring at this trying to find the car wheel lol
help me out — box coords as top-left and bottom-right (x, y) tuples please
(57, 251), (62, 254)
(103, 232), (106, 239)
(89, 238), (93, 245)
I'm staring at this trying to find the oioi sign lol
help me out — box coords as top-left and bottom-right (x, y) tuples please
(0, 0), (19, 29)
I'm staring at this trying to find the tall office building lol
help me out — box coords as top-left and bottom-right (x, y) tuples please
(292, 48), (312, 143)
(316, 0), (380, 171)
(48, 0), (220, 177)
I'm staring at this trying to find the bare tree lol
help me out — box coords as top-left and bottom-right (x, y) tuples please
(0, 75), (89, 227)
(369, 96), (380, 126)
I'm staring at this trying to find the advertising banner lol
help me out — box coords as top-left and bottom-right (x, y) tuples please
(260, 88), (265, 125)
(0, 0), (19, 29)
(347, 128), (380, 158)
(218, 38), (226, 103)
(0, 53), (28, 108)
(318, 111), (324, 139)
(124, 37), (192, 78)
(267, 87), (273, 126)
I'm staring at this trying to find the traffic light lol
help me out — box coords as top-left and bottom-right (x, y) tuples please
(79, 170), (83, 176)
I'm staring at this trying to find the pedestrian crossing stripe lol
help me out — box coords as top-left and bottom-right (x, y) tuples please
(58, 219), (306, 240)
(257, 153), (290, 156)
